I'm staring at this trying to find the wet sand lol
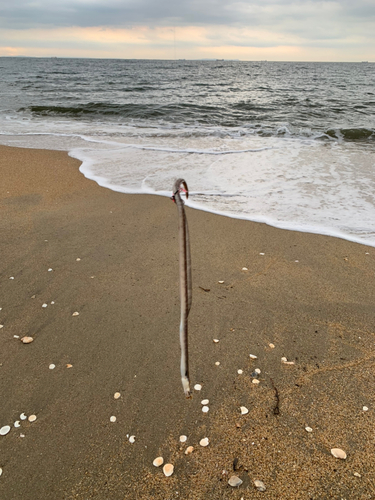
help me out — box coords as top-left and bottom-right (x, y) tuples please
(1, 145), (375, 499)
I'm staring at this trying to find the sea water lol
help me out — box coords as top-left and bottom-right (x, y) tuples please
(0, 57), (374, 245)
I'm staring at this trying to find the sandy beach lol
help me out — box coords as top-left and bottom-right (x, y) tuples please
(1, 144), (375, 499)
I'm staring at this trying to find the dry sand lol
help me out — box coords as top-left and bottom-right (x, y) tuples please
(1, 145), (375, 499)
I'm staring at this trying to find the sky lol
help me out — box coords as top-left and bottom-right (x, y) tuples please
(0, 0), (374, 61)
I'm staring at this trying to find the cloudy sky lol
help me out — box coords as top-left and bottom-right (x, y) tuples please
(0, 0), (374, 61)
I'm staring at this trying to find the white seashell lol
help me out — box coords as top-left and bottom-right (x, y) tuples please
(153, 457), (164, 467)
(51, 301), (55, 305)
(72, 312), (79, 316)
(354, 472), (361, 478)
(237, 369), (243, 374)
(252, 379), (260, 384)
(0, 468), (2, 476)
(202, 406), (209, 413)
(249, 354), (257, 359)
(213, 339), (220, 343)
(295, 260), (299, 263)
(179, 435), (187, 443)
(9, 277), (14, 280)
(305, 427), (313, 433)
(110, 416), (116, 423)
(20, 413), (27, 420)
(21, 336), (34, 344)
(28, 415), (37, 423)
(331, 448), (347, 459)
(49, 364), (55, 370)
(242, 267), (248, 271)
(269, 343), (275, 348)
(14, 335), (20, 339)
(215, 361), (220, 366)
(254, 368), (261, 374)
(163, 463), (174, 477)
(114, 392), (121, 399)
(76, 258), (81, 261)
(48, 268), (53, 272)
(363, 406), (368, 411)
(20, 434), (25, 438)
(194, 384), (202, 391)
(199, 437), (209, 447)
(259, 252), (265, 256)
(0, 426), (11, 436)
(228, 475), (243, 487)
(254, 479), (266, 491)
(185, 446), (194, 454)
(42, 303), (48, 308)
(14, 421), (20, 428)
(129, 435), (135, 443)
(201, 399), (209, 405)
(218, 280), (224, 284)
(281, 357), (287, 362)
(0, 325), (3, 329)
(240, 406), (249, 415)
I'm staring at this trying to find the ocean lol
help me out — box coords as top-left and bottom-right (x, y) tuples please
(0, 57), (374, 246)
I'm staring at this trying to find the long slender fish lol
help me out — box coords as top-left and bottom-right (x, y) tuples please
(172, 179), (192, 398)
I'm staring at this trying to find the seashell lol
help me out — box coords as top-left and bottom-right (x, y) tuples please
(20, 434), (25, 438)
(0, 468), (2, 476)
(72, 312), (79, 316)
(281, 357), (287, 362)
(249, 354), (257, 359)
(259, 252), (265, 256)
(21, 337), (34, 344)
(42, 303), (48, 308)
(218, 281), (224, 284)
(213, 339), (219, 343)
(129, 435), (135, 443)
(0, 426), (11, 436)
(240, 406), (249, 415)
(179, 435), (187, 443)
(305, 426), (313, 433)
(201, 399), (209, 405)
(20, 413), (27, 420)
(9, 277), (14, 280)
(199, 437), (209, 447)
(295, 260), (299, 263)
(48, 268), (53, 272)
(284, 361), (295, 365)
(163, 463), (174, 477)
(252, 379), (260, 384)
(194, 384), (202, 391)
(14, 335), (20, 339)
(331, 448), (346, 459)
(0, 325), (3, 329)
(114, 392), (121, 399)
(237, 369), (243, 374)
(49, 364), (55, 370)
(31, 295), (36, 299)
(228, 475), (243, 487)
(185, 446), (194, 454)
(269, 343), (275, 348)
(153, 457), (164, 467)
(363, 406), (368, 411)
(76, 258), (81, 261)
(254, 479), (266, 491)
(254, 368), (261, 374)
(354, 472), (361, 478)
(66, 364), (73, 368)
(215, 361), (220, 366)
(51, 301), (55, 305)
(28, 415), (37, 423)
(110, 416), (116, 423)
(202, 406), (209, 413)
(14, 421), (20, 428)
(242, 267), (248, 271)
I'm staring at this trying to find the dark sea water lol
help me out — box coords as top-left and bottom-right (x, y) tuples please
(1, 57), (375, 245)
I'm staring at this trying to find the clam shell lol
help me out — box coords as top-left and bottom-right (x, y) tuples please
(72, 312), (79, 317)
(179, 435), (187, 443)
(240, 406), (249, 415)
(201, 399), (209, 405)
(215, 361), (220, 366)
(114, 392), (121, 399)
(254, 479), (266, 491)
(194, 384), (202, 391)
(228, 475), (243, 487)
(269, 343), (275, 348)
(254, 368), (261, 374)
(129, 435), (135, 443)
(237, 369), (243, 374)
(21, 337), (34, 344)
(305, 426), (313, 433)
(20, 413), (27, 420)
(199, 437), (209, 447)
(0, 468), (2, 476)
(14, 421), (21, 428)
(49, 364), (55, 370)
(163, 463), (174, 477)
(28, 415), (37, 423)
(331, 448), (347, 459)
(110, 416), (116, 422)
(185, 446), (194, 454)
(249, 354), (257, 359)
(0, 426), (11, 436)
(202, 406), (209, 413)
(213, 339), (220, 343)
(153, 457), (164, 467)
(252, 379), (260, 384)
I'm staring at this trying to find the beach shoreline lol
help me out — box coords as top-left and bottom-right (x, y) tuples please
(1, 145), (375, 499)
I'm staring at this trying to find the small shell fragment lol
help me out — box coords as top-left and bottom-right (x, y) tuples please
(213, 339), (220, 343)
(179, 435), (187, 443)
(331, 448), (347, 459)
(0, 426), (11, 436)
(254, 368), (261, 374)
(305, 427), (313, 433)
(129, 435), (135, 443)
(252, 379), (260, 385)
(153, 457), (164, 467)
(237, 369), (243, 374)
(249, 354), (257, 359)
(20, 434), (25, 438)
(0, 325), (3, 329)
(76, 258), (81, 261)
(21, 337), (34, 344)
(218, 281), (224, 284)
(363, 406), (368, 411)
(199, 437), (209, 447)
(28, 415), (37, 423)
(201, 399), (209, 405)
(72, 312), (79, 316)
(110, 416), (116, 423)
(281, 357), (287, 362)
(242, 267), (248, 271)
(254, 479), (266, 492)
(48, 268), (53, 272)
(269, 343), (275, 348)
(14, 421), (21, 428)
(42, 303), (48, 308)
(354, 472), (361, 478)
(66, 364), (73, 368)
(185, 446), (194, 454)
(194, 384), (202, 391)
(202, 406), (209, 413)
(215, 361), (220, 366)
(114, 392), (121, 399)
(259, 252), (265, 255)
(20, 413), (27, 420)
(228, 475), (243, 487)
(0, 468), (2, 476)
(49, 364), (55, 370)
(240, 406), (249, 415)
(14, 335), (20, 339)
(163, 463), (174, 477)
